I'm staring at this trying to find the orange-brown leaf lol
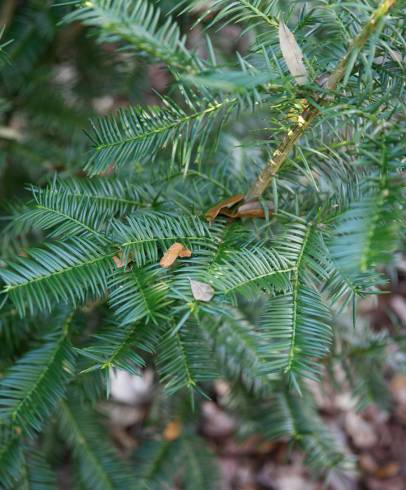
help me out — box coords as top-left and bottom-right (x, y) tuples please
(205, 194), (244, 222)
(235, 200), (273, 219)
(160, 243), (192, 268)
(178, 247), (192, 258)
(163, 419), (182, 441)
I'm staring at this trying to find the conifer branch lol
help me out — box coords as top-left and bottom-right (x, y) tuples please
(0, 313), (76, 437)
(58, 402), (120, 490)
(0, 1), (403, 483)
(286, 225), (311, 373)
(247, 0), (397, 200)
(65, 0), (200, 73)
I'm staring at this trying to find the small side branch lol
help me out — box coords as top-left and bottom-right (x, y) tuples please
(246, 0), (397, 200)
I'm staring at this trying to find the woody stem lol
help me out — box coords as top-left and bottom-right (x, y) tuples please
(246, 0), (397, 201)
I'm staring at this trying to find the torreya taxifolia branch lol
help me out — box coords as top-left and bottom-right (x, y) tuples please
(246, 0), (398, 200)
(0, 1), (404, 485)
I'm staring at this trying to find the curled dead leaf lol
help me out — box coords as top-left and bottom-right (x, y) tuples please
(205, 194), (244, 222)
(160, 243), (192, 268)
(190, 279), (214, 302)
(206, 195), (272, 222)
(235, 200), (273, 219)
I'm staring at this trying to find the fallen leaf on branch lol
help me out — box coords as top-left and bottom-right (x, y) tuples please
(206, 195), (272, 222)
(160, 243), (192, 268)
(113, 253), (133, 272)
(190, 279), (214, 302)
(113, 255), (125, 268)
(178, 247), (192, 258)
(235, 200), (273, 219)
(278, 21), (308, 85)
(205, 194), (244, 222)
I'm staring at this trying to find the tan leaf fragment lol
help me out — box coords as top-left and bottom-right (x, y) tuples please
(178, 247), (192, 258)
(113, 255), (125, 268)
(190, 279), (214, 302)
(160, 243), (192, 268)
(278, 21), (308, 85)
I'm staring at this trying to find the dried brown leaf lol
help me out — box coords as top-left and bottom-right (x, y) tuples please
(160, 243), (192, 268)
(278, 21), (308, 85)
(205, 194), (244, 222)
(190, 279), (214, 302)
(235, 200), (273, 219)
(178, 247), (192, 258)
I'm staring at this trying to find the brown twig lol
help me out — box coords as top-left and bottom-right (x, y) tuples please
(0, 0), (17, 29)
(246, 0), (397, 201)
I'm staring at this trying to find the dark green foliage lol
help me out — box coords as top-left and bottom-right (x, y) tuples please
(58, 400), (139, 490)
(0, 428), (23, 489)
(114, 213), (216, 266)
(78, 320), (161, 374)
(212, 246), (293, 297)
(157, 322), (219, 394)
(14, 447), (58, 490)
(0, 0), (404, 488)
(108, 265), (170, 324)
(0, 238), (114, 315)
(259, 285), (332, 381)
(63, 0), (199, 72)
(133, 434), (219, 490)
(330, 190), (403, 277)
(225, 384), (353, 474)
(132, 438), (182, 489)
(85, 96), (244, 174)
(201, 305), (276, 393)
(0, 313), (76, 437)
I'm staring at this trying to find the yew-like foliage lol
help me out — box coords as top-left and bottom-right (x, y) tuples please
(0, 0), (404, 488)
